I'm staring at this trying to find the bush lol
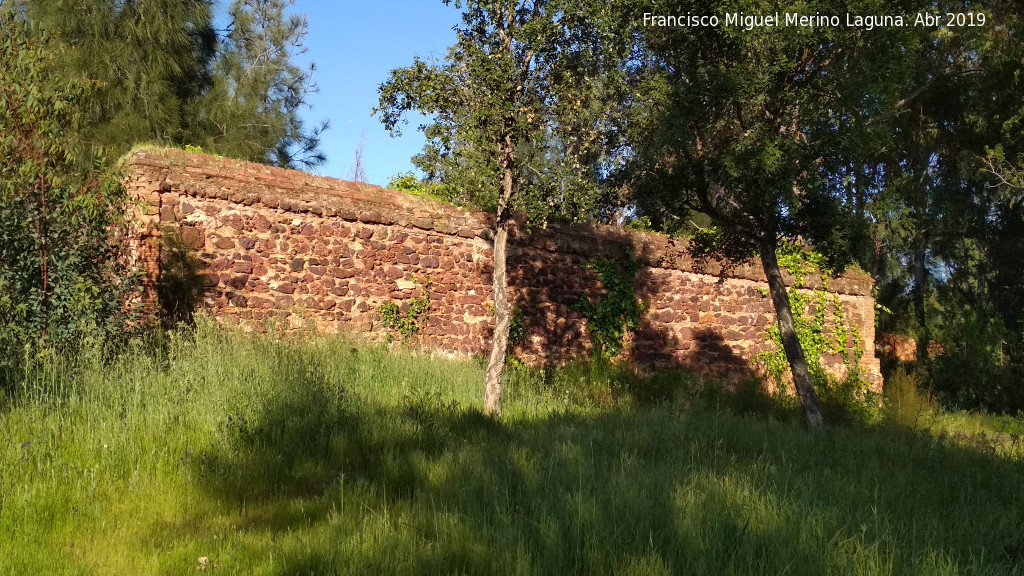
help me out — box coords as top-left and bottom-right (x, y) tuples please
(0, 17), (137, 379)
(883, 368), (939, 430)
(931, 306), (1024, 414)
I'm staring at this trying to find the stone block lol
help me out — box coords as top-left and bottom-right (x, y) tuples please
(180, 226), (205, 249)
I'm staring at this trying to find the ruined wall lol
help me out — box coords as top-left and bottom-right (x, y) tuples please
(127, 149), (881, 387)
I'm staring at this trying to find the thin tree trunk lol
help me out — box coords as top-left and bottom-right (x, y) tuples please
(484, 153), (515, 416)
(484, 221), (511, 415)
(913, 234), (930, 372)
(760, 241), (824, 429)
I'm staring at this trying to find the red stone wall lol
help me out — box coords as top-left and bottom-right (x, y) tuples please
(126, 149), (881, 388)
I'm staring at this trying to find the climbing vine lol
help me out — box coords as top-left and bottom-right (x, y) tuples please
(756, 242), (868, 398)
(379, 276), (431, 340)
(572, 256), (649, 359)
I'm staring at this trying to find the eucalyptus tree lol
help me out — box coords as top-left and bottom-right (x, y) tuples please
(620, 0), (940, 428)
(0, 15), (135, 372)
(377, 0), (627, 415)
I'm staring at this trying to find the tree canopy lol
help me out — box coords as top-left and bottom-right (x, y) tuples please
(9, 0), (327, 169)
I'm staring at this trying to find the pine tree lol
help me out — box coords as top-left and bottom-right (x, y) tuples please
(199, 0), (328, 169)
(11, 0), (327, 169)
(15, 0), (217, 154)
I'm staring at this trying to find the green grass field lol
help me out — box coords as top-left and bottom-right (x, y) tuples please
(2, 318), (1023, 575)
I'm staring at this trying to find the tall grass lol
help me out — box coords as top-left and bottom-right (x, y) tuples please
(2, 317), (1023, 575)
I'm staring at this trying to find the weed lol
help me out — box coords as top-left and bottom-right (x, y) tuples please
(378, 276), (431, 340)
(883, 368), (939, 431)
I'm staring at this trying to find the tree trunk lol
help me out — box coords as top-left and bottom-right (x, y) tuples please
(913, 234), (930, 373)
(484, 220), (511, 416)
(760, 241), (824, 430)
(484, 149), (515, 416)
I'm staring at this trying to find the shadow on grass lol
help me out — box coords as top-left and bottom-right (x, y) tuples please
(165, 353), (1024, 575)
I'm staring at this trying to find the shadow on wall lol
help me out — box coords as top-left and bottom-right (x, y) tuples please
(508, 236), (761, 391)
(157, 227), (209, 327)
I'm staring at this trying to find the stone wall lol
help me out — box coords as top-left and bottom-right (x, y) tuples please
(127, 149), (881, 388)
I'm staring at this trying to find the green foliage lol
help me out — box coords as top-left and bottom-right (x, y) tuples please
(507, 305), (527, 350)
(817, 371), (882, 428)
(375, 0), (627, 223)
(386, 171), (458, 204)
(0, 16), (137, 376)
(756, 244), (874, 416)
(199, 0), (328, 169)
(573, 256), (648, 359)
(14, 0), (218, 154)
(376, 0), (631, 411)
(883, 368), (939, 431)
(12, 0), (327, 169)
(623, 215), (653, 232)
(931, 302), (1024, 414)
(386, 172), (420, 191)
(859, 6), (1024, 413)
(486, 303), (528, 360)
(689, 224), (758, 263)
(614, 0), (959, 426)
(378, 277), (431, 340)
(621, 0), (913, 260)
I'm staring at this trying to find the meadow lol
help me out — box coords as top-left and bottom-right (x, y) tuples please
(2, 318), (1023, 575)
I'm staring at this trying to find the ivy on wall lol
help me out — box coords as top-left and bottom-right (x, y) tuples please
(379, 276), (431, 341)
(573, 256), (649, 359)
(757, 242), (868, 398)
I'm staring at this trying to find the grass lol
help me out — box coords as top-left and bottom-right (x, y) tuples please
(2, 318), (1023, 575)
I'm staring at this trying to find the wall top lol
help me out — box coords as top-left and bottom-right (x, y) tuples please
(126, 148), (874, 297)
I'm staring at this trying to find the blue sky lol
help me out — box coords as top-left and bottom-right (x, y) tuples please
(293, 1), (462, 186)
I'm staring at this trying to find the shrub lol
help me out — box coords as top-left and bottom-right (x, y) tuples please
(0, 17), (137, 378)
(883, 368), (939, 430)
(931, 306), (1024, 414)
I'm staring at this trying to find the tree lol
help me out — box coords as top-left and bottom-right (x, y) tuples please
(13, 0), (217, 154)
(862, 1), (1024, 410)
(377, 0), (625, 415)
(620, 0), (940, 428)
(199, 0), (329, 169)
(12, 0), (328, 169)
(932, 4), (1024, 410)
(0, 15), (136, 373)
